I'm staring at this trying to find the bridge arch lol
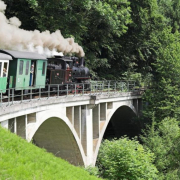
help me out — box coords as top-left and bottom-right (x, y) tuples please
(93, 103), (140, 165)
(27, 110), (86, 166)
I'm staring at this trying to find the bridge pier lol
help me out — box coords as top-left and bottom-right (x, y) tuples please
(66, 107), (74, 125)
(16, 115), (26, 139)
(74, 106), (81, 138)
(133, 98), (143, 116)
(82, 105), (93, 165)
(93, 104), (100, 139)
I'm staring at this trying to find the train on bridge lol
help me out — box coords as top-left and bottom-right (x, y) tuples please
(0, 50), (91, 93)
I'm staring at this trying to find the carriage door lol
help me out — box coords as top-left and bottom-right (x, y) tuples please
(0, 61), (3, 91)
(35, 60), (46, 88)
(16, 59), (31, 89)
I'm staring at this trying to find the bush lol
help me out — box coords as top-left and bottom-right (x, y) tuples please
(84, 166), (100, 177)
(97, 137), (158, 180)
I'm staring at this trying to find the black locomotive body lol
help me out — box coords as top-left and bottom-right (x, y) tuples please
(46, 56), (91, 91)
(72, 57), (91, 83)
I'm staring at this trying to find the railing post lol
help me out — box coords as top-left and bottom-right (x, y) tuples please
(8, 88), (10, 106)
(83, 84), (84, 95)
(114, 81), (116, 93)
(0, 90), (2, 107)
(48, 85), (50, 98)
(57, 85), (59, 97)
(90, 83), (92, 95)
(100, 82), (102, 94)
(66, 84), (68, 96)
(30, 88), (32, 101)
(12, 88), (14, 104)
(39, 86), (41, 100)
(75, 84), (76, 96)
(21, 89), (23, 103)
(95, 83), (98, 93)
(102, 81), (104, 93)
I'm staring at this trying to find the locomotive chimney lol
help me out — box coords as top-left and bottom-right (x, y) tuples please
(80, 57), (84, 67)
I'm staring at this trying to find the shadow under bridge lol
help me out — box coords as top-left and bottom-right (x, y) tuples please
(32, 117), (84, 166)
(103, 105), (141, 139)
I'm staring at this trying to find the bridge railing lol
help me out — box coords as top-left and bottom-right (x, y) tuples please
(90, 80), (136, 93)
(0, 81), (141, 107)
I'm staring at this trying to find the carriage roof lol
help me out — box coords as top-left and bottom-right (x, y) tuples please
(0, 50), (47, 60)
(48, 57), (73, 62)
(0, 53), (13, 60)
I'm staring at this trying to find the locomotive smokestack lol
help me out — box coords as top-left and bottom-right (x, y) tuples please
(0, 0), (85, 57)
(80, 57), (84, 67)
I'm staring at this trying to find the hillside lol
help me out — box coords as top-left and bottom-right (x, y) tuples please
(0, 126), (101, 180)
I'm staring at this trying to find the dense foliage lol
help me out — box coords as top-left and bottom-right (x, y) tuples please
(142, 29), (180, 122)
(141, 117), (180, 179)
(97, 138), (158, 180)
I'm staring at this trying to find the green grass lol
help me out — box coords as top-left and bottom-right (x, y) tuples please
(0, 126), (101, 180)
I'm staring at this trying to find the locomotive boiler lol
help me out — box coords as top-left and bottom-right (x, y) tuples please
(72, 57), (90, 83)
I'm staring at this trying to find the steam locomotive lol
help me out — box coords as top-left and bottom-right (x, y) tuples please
(0, 49), (91, 93)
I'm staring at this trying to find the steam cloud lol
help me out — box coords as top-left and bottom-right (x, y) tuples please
(0, 0), (85, 57)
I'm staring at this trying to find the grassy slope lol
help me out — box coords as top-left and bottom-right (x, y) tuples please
(0, 126), (101, 180)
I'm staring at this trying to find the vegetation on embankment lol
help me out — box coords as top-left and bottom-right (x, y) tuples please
(0, 126), (101, 180)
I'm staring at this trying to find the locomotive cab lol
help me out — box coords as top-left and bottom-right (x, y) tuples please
(47, 57), (73, 85)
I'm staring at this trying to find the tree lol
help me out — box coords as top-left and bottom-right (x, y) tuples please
(4, 0), (37, 30)
(141, 117), (180, 179)
(142, 28), (180, 122)
(97, 137), (158, 180)
(158, 0), (180, 33)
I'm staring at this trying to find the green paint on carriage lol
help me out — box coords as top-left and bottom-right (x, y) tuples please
(15, 59), (31, 90)
(0, 77), (7, 93)
(13, 59), (47, 90)
(35, 60), (47, 88)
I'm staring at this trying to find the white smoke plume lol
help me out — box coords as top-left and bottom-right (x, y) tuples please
(0, 0), (85, 57)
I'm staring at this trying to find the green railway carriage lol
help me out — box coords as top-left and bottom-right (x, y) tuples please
(0, 53), (12, 93)
(0, 50), (47, 90)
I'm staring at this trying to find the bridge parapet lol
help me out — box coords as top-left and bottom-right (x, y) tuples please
(0, 80), (141, 107)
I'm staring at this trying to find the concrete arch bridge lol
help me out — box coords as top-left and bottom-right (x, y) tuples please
(0, 86), (142, 166)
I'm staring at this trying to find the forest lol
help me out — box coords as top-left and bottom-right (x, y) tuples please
(2, 0), (180, 179)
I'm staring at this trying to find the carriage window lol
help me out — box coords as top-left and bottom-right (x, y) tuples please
(0, 62), (2, 77)
(3, 62), (8, 77)
(42, 62), (46, 75)
(19, 60), (24, 75)
(25, 61), (29, 75)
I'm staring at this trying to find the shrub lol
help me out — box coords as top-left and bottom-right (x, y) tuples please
(97, 137), (158, 180)
(84, 166), (100, 177)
